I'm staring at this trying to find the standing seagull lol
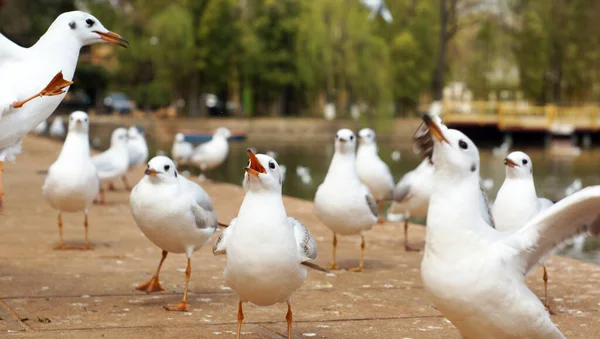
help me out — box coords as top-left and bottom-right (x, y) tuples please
(49, 116), (66, 139)
(171, 133), (193, 165)
(493, 151), (554, 312)
(213, 149), (317, 339)
(420, 114), (600, 338)
(356, 128), (394, 224)
(190, 127), (231, 178)
(91, 128), (129, 204)
(42, 111), (99, 249)
(314, 129), (377, 271)
(0, 11), (127, 211)
(111, 125), (148, 191)
(130, 156), (218, 311)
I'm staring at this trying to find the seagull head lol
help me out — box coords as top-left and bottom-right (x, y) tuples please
(214, 127), (232, 140)
(358, 128), (376, 146)
(504, 151), (533, 179)
(144, 156), (178, 183)
(128, 125), (144, 140)
(243, 149), (283, 193)
(110, 127), (129, 147)
(423, 114), (480, 177)
(49, 11), (128, 48)
(335, 129), (357, 154)
(175, 133), (186, 143)
(67, 111), (89, 134)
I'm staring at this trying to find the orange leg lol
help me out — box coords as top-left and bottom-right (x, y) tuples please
(79, 213), (93, 250)
(54, 213), (70, 250)
(0, 161), (4, 213)
(543, 265), (556, 315)
(12, 72), (73, 108)
(286, 301), (293, 339)
(164, 257), (191, 312)
(121, 176), (131, 191)
(327, 233), (338, 270)
(404, 219), (420, 252)
(108, 182), (116, 191)
(136, 250), (167, 293)
(348, 235), (365, 272)
(236, 301), (244, 339)
(377, 201), (385, 224)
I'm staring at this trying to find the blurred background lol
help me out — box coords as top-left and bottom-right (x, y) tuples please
(3, 0), (600, 261)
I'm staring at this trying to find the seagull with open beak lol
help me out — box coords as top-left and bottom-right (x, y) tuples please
(213, 149), (317, 339)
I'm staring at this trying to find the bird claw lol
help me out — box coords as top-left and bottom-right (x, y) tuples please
(54, 243), (73, 250)
(347, 266), (364, 272)
(135, 276), (164, 293)
(545, 304), (557, 315)
(404, 245), (421, 252)
(327, 263), (339, 270)
(164, 302), (188, 312)
(78, 244), (94, 250)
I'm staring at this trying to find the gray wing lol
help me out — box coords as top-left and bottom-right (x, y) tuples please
(91, 150), (120, 173)
(289, 217), (317, 262)
(366, 193), (378, 217)
(479, 181), (495, 228)
(392, 171), (414, 202)
(213, 218), (236, 255)
(183, 176), (217, 230)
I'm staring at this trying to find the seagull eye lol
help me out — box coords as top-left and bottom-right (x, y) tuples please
(335, 134), (339, 139)
(350, 135), (354, 141)
(84, 118), (88, 122)
(522, 159), (528, 165)
(164, 165), (170, 171)
(458, 140), (468, 150)
(86, 18), (95, 27)
(269, 162), (276, 169)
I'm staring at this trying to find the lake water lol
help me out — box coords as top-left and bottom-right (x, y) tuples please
(172, 139), (600, 265)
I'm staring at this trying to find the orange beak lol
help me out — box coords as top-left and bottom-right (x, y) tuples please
(145, 168), (158, 176)
(245, 149), (266, 177)
(504, 158), (518, 168)
(95, 31), (129, 48)
(423, 114), (449, 144)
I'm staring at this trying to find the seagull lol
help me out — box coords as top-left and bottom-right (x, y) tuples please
(91, 127), (129, 204)
(130, 156), (218, 312)
(393, 115), (495, 251)
(110, 125), (147, 191)
(388, 158), (434, 251)
(42, 111), (99, 249)
(356, 128), (394, 224)
(0, 11), (127, 211)
(32, 120), (47, 135)
(314, 129), (377, 271)
(493, 151), (555, 312)
(564, 178), (583, 197)
(360, 0), (393, 23)
(189, 127), (231, 177)
(213, 149), (317, 339)
(420, 114), (600, 338)
(49, 116), (66, 139)
(171, 133), (193, 165)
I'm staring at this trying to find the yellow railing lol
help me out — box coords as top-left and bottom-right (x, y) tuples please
(440, 101), (600, 131)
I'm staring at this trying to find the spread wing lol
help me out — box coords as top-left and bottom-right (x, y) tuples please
(0, 33), (26, 63)
(289, 217), (317, 262)
(213, 218), (236, 255)
(507, 186), (600, 275)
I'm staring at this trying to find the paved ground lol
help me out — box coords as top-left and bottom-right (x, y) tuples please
(1, 136), (600, 338)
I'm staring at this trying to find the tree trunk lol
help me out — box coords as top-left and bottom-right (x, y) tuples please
(188, 71), (200, 117)
(432, 0), (449, 101)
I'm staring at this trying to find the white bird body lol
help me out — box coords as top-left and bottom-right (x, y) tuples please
(356, 128), (394, 201)
(190, 127), (231, 171)
(0, 11), (127, 162)
(43, 111), (98, 213)
(214, 151), (316, 311)
(171, 133), (193, 164)
(419, 115), (600, 338)
(92, 128), (129, 182)
(130, 158), (217, 257)
(49, 117), (66, 139)
(126, 126), (148, 168)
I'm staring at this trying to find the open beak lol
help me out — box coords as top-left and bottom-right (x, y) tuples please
(145, 168), (158, 176)
(245, 149), (266, 177)
(504, 158), (518, 168)
(422, 114), (449, 144)
(95, 31), (129, 48)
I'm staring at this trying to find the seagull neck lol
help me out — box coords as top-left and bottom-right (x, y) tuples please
(238, 191), (288, 221)
(325, 152), (360, 183)
(58, 132), (90, 161)
(357, 143), (377, 154)
(32, 30), (81, 65)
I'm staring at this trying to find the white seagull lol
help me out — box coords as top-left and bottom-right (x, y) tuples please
(130, 156), (218, 311)
(360, 0), (393, 23)
(49, 116), (66, 139)
(213, 149), (317, 339)
(314, 129), (377, 271)
(42, 111), (99, 250)
(493, 151), (555, 311)
(420, 114), (600, 338)
(0, 11), (127, 211)
(110, 125), (148, 191)
(171, 133), (193, 165)
(190, 127), (231, 177)
(356, 128), (394, 223)
(91, 127), (129, 204)
(32, 120), (48, 135)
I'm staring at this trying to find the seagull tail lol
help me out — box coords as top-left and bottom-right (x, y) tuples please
(302, 262), (330, 273)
